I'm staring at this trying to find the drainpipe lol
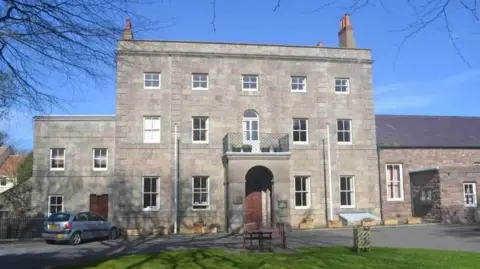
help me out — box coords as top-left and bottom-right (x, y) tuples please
(377, 146), (384, 221)
(322, 139), (329, 224)
(173, 124), (179, 234)
(326, 123), (333, 221)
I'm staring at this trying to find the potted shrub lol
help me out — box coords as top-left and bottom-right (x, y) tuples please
(231, 144), (242, 152)
(273, 146), (281, 152)
(209, 223), (220, 234)
(241, 144), (252, 152)
(361, 217), (376, 227)
(194, 217), (205, 234)
(299, 217), (314, 229)
(261, 146), (270, 152)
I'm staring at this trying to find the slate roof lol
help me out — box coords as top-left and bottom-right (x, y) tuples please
(376, 114), (480, 148)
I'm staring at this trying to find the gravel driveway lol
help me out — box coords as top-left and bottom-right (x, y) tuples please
(0, 224), (479, 269)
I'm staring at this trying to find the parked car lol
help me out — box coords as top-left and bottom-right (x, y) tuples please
(42, 211), (117, 245)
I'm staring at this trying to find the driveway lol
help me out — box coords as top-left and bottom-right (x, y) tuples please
(0, 224), (479, 269)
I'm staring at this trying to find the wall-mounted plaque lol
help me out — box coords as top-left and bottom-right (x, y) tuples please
(278, 200), (288, 209)
(233, 196), (243, 204)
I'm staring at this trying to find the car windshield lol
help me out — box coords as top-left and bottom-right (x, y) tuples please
(47, 213), (70, 222)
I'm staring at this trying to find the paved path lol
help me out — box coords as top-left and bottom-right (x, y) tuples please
(0, 224), (479, 269)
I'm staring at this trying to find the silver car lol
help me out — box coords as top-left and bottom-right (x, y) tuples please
(42, 211), (118, 245)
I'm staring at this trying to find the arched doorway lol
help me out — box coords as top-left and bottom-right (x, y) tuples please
(245, 165), (273, 224)
(243, 109), (259, 152)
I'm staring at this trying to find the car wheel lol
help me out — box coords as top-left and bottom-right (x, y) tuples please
(108, 228), (117, 240)
(45, 240), (55, 244)
(69, 232), (82, 245)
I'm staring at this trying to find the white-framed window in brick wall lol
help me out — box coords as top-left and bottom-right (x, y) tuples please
(144, 73), (161, 89)
(50, 148), (65, 171)
(386, 164), (404, 201)
(335, 78), (350, 93)
(48, 195), (64, 215)
(291, 76), (306, 92)
(294, 176), (310, 209)
(192, 73), (208, 90)
(142, 177), (160, 211)
(192, 117), (209, 143)
(292, 118), (308, 143)
(337, 119), (352, 144)
(242, 75), (258, 91)
(340, 176), (355, 208)
(92, 148), (108, 171)
(463, 183), (477, 207)
(143, 116), (161, 143)
(192, 176), (210, 210)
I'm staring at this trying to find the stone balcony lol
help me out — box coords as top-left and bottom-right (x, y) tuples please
(222, 133), (290, 154)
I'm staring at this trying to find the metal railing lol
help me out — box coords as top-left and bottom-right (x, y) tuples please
(0, 215), (45, 239)
(223, 133), (290, 153)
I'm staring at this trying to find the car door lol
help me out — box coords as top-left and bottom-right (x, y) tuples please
(88, 212), (108, 238)
(73, 212), (93, 239)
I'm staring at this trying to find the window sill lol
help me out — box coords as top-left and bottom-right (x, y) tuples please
(464, 204), (477, 208)
(295, 206), (310, 210)
(192, 141), (209, 144)
(142, 208), (160, 212)
(337, 142), (352, 145)
(242, 89), (258, 92)
(293, 142), (309, 145)
(192, 88), (208, 91)
(340, 205), (356, 209)
(93, 168), (108, 172)
(387, 198), (405, 202)
(291, 90), (307, 93)
(50, 168), (65, 171)
(143, 141), (161, 144)
(143, 87), (161, 90)
(335, 91), (350, 94)
(192, 207), (210, 211)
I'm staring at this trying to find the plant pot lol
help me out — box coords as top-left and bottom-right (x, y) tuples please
(327, 220), (343, 228)
(232, 147), (241, 152)
(194, 222), (205, 233)
(407, 217), (421, 224)
(209, 227), (218, 234)
(383, 218), (398, 226)
(299, 219), (314, 229)
(242, 146), (252, 152)
(273, 147), (281, 152)
(361, 220), (376, 227)
(261, 147), (270, 152)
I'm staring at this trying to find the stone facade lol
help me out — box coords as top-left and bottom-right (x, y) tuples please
(379, 148), (480, 223)
(24, 17), (380, 233)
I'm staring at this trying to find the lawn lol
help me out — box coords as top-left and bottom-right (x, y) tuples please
(60, 247), (480, 269)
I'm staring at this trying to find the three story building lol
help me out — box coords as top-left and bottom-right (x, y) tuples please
(30, 14), (380, 232)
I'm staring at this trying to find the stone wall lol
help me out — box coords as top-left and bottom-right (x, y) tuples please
(379, 148), (480, 221)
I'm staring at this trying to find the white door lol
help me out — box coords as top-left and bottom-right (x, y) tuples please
(243, 118), (259, 152)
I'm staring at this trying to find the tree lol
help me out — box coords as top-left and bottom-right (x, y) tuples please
(15, 151), (32, 184)
(0, 0), (158, 115)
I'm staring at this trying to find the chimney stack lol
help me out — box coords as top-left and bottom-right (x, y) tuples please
(317, 41), (323, 47)
(122, 18), (133, 40)
(338, 14), (355, 48)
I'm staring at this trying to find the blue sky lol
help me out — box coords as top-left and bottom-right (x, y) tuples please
(1, 0), (479, 151)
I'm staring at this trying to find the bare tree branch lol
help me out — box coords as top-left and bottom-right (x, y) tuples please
(0, 0), (163, 115)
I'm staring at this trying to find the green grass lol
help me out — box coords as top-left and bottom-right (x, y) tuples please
(59, 247), (480, 269)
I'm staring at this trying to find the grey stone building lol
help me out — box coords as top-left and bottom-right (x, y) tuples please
(24, 14), (380, 233)
(376, 115), (480, 224)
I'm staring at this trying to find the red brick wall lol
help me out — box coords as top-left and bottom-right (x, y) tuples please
(379, 148), (480, 222)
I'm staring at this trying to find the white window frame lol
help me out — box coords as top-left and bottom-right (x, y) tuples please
(48, 194), (64, 215)
(337, 119), (352, 144)
(294, 176), (311, 209)
(192, 73), (208, 90)
(463, 182), (477, 208)
(192, 176), (210, 210)
(143, 116), (161, 143)
(291, 76), (307, 92)
(292, 118), (309, 144)
(335, 78), (350, 94)
(50, 148), (65, 171)
(340, 176), (356, 208)
(192, 117), (209, 144)
(242, 75), (258, 91)
(92, 148), (108, 171)
(386, 164), (404, 201)
(143, 73), (161, 89)
(142, 177), (160, 211)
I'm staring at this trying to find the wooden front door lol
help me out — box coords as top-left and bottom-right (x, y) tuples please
(245, 191), (262, 223)
(89, 194), (109, 219)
